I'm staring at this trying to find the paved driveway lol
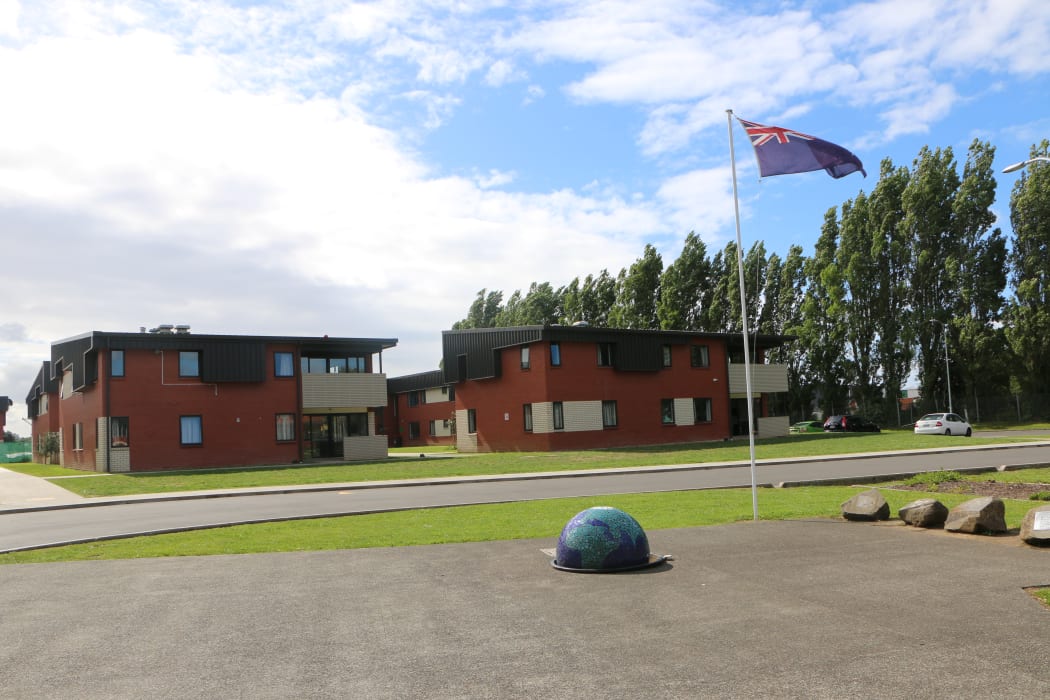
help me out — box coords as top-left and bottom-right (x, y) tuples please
(2, 520), (1048, 699)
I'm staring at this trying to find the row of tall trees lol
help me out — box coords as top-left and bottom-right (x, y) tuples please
(453, 139), (1050, 425)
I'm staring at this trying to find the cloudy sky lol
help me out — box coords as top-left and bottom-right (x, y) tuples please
(2, 0), (1048, 427)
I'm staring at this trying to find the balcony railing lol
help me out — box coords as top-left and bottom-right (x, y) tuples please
(302, 373), (388, 410)
(728, 364), (789, 394)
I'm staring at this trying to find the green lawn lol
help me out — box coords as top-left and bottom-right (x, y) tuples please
(8, 431), (1040, 498)
(0, 484), (1037, 565)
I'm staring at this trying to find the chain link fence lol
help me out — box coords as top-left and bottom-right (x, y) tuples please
(0, 439), (33, 463)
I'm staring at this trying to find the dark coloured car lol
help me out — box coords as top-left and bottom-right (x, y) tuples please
(823, 415), (881, 433)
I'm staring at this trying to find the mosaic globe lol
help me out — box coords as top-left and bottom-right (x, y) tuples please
(553, 506), (657, 572)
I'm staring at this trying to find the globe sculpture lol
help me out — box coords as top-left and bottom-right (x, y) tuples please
(552, 506), (668, 573)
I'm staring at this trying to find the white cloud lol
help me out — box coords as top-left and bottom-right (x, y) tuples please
(0, 0), (19, 37)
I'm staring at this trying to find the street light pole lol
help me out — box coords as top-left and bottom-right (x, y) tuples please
(1002, 156), (1050, 173)
(928, 319), (952, 414)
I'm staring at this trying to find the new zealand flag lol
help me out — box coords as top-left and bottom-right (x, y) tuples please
(739, 118), (866, 179)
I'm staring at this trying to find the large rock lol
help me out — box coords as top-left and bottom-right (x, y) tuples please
(898, 498), (949, 528)
(944, 496), (1007, 534)
(1019, 504), (1050, 546)
(841, 489), (890, 521)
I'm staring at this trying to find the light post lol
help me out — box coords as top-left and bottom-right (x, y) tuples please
(1002, 156), (1050, 173)
(928, 319), (952, 414)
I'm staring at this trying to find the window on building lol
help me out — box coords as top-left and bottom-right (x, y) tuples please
(348, 413), (368, 437)
(467, 408), (477, 434)
(275, 414), (295, 442)
(428, 420), (436, 436)
(329, 357), (348, 374)
(694, 397), (713, 423)
(553, 401), (564, 430)
(111, 417), (129, 447)
(523, 404), (533, 432)
(521, 346), (530, 370)
(550, 342), (561, 367)
(602, 400), (618, 428)
(690, 344), (710, 368)
(408, 422), (420, 439)
(447, 385), (455, 401)
(348, 356), (367, 373)
(661, 399), (675, 425)
(407, 391), (419, 407)
(179, 351), (200, 377)
(275, 352), (295, 377)
(111, 350), (125, 377)
(180, 415), (203, 445)
(661, 345), (672, 368)
(597, 343), (614, 367)
(73, 423), (83, 450)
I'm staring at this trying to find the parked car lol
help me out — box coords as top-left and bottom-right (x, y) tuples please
(789, 420), (824, 434)
(914, 412), (972, 436)
(823, 415), (881, 433)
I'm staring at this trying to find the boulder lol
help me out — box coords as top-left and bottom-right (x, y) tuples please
(1019, 504), (1050, 546)
(898, 498), (949, 528)
(841, 489), (890, 521)
(944, 496), (1007, 534)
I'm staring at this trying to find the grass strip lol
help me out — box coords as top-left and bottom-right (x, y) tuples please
(7, 432), (1039, 498)
(0, 486), (1035, 565)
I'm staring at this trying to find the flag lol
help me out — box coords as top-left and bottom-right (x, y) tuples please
(738, 118), (865, 179)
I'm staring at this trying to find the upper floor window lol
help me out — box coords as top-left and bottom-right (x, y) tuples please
(597, 343), (614, 367)
(661, 345), (672, 368)
(179, 351), (200, 377)
(275, 352), (295, 377)
(521, 346), (530, 370)
(111, 350), (125, 377)
(690, 344), (710, 368)
(550, 342), (562, 367)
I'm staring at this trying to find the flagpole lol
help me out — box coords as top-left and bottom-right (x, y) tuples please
(726, 108), (759, 521)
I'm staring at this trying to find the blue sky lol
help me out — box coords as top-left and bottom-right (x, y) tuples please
(2, 0), (1049, 425)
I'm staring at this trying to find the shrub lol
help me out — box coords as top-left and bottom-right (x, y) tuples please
(903, 470), (964, 487)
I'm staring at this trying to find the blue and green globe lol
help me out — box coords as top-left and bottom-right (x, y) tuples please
(554, 506), (656, 572)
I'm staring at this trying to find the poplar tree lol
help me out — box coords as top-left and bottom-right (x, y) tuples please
(1005, 140), (1050, 395)
(657, 232), (712, 330)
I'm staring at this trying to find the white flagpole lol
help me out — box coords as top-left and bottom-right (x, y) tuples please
(726, 108), (759, 521)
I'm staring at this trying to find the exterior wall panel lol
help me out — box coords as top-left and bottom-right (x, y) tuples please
(302, 373), (388, 410)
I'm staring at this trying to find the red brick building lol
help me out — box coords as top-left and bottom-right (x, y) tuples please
(441, 326), (791, 452)
(25, 327), (396, 471)
(386, 370), (457, 448)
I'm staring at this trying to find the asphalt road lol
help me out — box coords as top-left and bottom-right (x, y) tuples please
(3, 442), (1049, 553)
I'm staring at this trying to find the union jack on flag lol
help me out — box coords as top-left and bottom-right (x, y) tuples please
(738, 118), (865, 179)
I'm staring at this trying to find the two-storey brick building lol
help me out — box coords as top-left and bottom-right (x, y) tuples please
(25, 327), (396, 471)
(440, 325), (791, 452)
(385, 370), (457, 448)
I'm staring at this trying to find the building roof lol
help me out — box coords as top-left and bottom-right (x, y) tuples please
(387, 370), (446, 394)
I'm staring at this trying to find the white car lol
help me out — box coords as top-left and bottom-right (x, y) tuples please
(914, 412), (972, 436)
